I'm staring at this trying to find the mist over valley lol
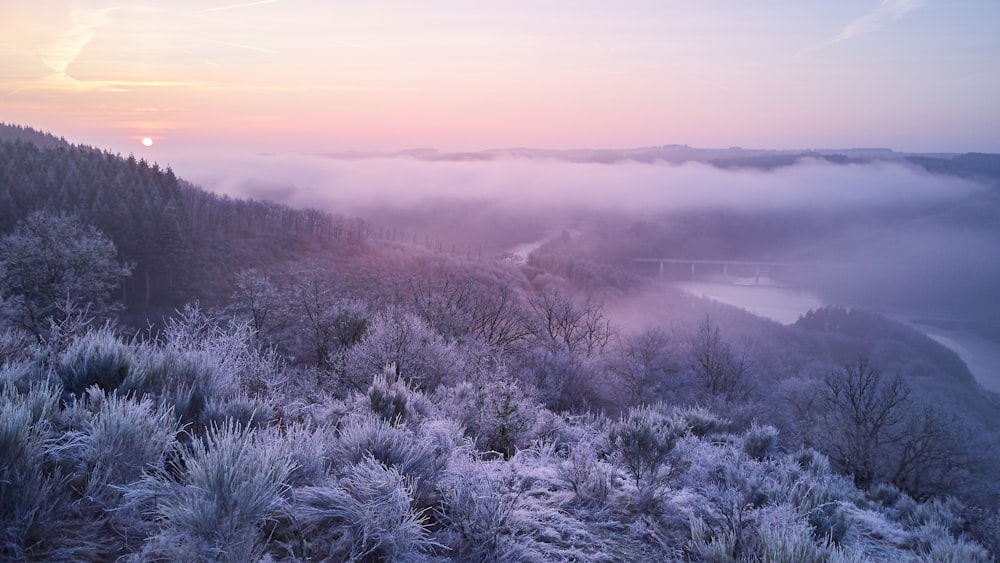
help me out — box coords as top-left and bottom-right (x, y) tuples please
(2, 1), (1000, 557)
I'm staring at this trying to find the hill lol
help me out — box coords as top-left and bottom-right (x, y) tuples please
(0, 127), (367, 311)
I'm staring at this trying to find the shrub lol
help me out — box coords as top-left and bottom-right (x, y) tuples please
(334, 414), (445, 507)
(0, 382), (85, 560)
(742, 421), (779, 461)
(296, 457), (438, 561)
(556, 440), (613, 507)
(56, 326), (133, 397)
(122, 347), (234, 429)
(440, 372), (541, 458)
(609, 406), (686, 487)
(201, 392), (273, 430)
(80, 393), (179, 487)
(368, 363), (412, 424)
(808, 502), (849, 544)
(756, 504), (834, 563)
(123, 421), (293, 562)
(673, 405), (731, 438)
(436, 455), (534, 562)
(345, 308), (459, 391)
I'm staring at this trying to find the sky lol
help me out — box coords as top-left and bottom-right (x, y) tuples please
(2, 0), (999, 168)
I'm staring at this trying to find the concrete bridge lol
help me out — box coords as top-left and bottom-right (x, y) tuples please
(633, 258), (803, 286)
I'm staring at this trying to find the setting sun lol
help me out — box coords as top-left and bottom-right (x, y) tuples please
(141, 137), (153, 147)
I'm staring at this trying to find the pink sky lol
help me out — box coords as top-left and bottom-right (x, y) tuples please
(3, 1), (998, 170)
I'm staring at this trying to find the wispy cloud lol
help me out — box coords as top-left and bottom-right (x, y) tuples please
(40, 8), (117, 76)
(800, 0), (927, 55)
(9, 74), (210, 94)
(186, 0), (279, 16)
(204, 39), (277, 55)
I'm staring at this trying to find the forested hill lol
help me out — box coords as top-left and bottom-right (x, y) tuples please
(0, 123), (74, 151)
(0, 127), (367, 310)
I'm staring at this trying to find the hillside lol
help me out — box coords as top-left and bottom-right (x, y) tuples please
(2, 125), (1000, 560)
(0, 125), (368, 311)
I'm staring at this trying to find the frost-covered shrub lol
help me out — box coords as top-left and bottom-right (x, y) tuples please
(436, 455), (535, 562)
(80, 393), (179, 487)
(0, 359), (46, 395)
(742, 421), (779, 461)
(673, 405), (731, 438)
(690, 516), (738, 563)
(122, 347), (236, 428)
(368, 363), (412, 424)
(345, 308), (459, 391)
(262, 421), (338, 487)
(201, 392), (273, 430)
(609, 406), (686, 487)
(0, 382), (84, 561)
(557, 440), (613, 507)
(123, 421), (293, 562)
(334, 414), (445, 507)
(440, 369), (542, 458)
(913, 522), (991, 562)
(296, 457), (438, 562)
(0, 327), (35, 365)
(808, 502), (849, 544)
(56, 326), (133, 397)
(756, 504), (834, 563)
(156, 305), (284, 396)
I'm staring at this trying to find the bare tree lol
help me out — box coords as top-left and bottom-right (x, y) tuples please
(231, 268), (280, 335)
(688, 315), (751, 398)
(818, 358), (910, 488)
(528, 290), (613, 357)
(610, 328), (676, 404)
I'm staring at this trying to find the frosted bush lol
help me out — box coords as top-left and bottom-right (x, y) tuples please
(913, 522), (991, 562)
(672, 404), (731, 438)
(436, 454), (537, 562)
(123, 421), (293, 562)
(756, 504), (834, 562)
(368, 363), (413, 424)
(345, 308), (460, 391)
(296, 457), (438, 561)
(0, 382), (84, 560)
(439, 370), (542, 458)
(80, 393), (178, 487)
(56, 326), (133, 397)
(201, 392), (273, 429)
(261, 420), (338, 486)
(334, 413), (445, 507)
(742, 421), (779, 461)
(609, 406), (686, 487)
(556, 439), (614, 507)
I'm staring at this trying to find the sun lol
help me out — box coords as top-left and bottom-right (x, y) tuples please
(141, 137), (154, 147)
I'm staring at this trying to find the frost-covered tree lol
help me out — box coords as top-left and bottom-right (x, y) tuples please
(0, 212), (132, 339)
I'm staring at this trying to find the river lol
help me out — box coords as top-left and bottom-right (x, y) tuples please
(676, 280), (1000, 393)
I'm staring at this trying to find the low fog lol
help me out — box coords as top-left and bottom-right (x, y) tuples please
(185, 153), (1000, 330)
(186, 153), (983, 214)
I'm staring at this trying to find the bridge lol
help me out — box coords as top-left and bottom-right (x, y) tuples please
(633, 258), (805, 286)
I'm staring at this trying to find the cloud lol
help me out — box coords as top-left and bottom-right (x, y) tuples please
(800, 0), (927, 55)
(185, 0), (279, 16)
(204, 39), (277, 55)
(40, 7), (116, 76)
